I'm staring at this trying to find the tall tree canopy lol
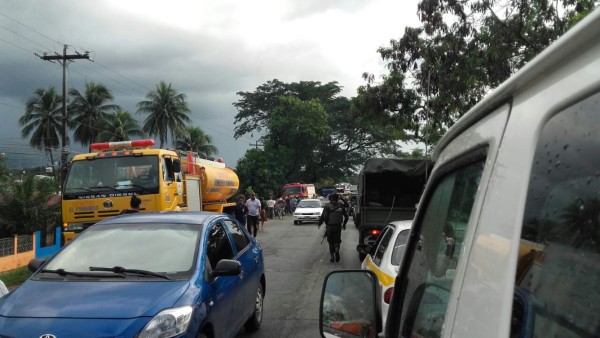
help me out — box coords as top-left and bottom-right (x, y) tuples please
(363, 0), (597, 145)
(69, 81), (120, 146)
(233, 80), (405, 197)
(96, 110), (143, 142)
(175, 126), (218, 158)
(20, 87), (63, 167)
(137, 81), (191, 148)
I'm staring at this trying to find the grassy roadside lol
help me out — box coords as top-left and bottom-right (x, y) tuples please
(0, 266), (32, 289)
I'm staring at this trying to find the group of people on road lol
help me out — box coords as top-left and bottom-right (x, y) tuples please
(122, 190), (350, 264)
(234, 193), (271, 238)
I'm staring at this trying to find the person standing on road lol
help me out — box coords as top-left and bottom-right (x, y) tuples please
(259, 205), (267, 231)
(290, 196), (298, 213)
(285, 197), (291, 215)
(246, 193), (261, 237)
(234, 195), (248, 226)
(318, 193), (349, 263)
(266, 196), (276, 219)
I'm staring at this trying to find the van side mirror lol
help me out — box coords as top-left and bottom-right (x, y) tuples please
(173, 160), (181, 173)
(320, 270), (380, 337)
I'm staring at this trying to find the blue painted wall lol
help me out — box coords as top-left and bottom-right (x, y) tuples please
(35, 227), (61, 259)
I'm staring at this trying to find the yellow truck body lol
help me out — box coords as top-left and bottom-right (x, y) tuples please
(61, 139), (239, 243)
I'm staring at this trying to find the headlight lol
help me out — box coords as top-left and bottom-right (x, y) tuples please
(138, 306), (193, 338)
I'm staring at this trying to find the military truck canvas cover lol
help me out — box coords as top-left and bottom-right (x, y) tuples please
(358, 158), (431, 210)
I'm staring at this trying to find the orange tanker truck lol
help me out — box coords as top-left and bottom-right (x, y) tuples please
(61, 139), (239, 243)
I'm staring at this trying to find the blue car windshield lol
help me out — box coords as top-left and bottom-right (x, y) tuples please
(44, 223), (202, 278)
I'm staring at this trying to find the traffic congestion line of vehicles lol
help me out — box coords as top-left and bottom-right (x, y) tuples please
(321, 8), (600, 338)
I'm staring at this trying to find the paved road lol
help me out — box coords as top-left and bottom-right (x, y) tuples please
(236, 215), (361, 338)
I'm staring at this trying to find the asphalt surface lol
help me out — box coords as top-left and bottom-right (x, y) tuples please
(236, 215), (361, 338)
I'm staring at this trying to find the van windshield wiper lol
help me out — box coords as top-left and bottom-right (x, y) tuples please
(89, 266), (172, 280)
(40, 268), (125, 278)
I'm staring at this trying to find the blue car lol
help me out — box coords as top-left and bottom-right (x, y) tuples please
(0, 212), (265, 338)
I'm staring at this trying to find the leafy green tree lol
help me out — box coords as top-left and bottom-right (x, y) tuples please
(0, 156), (10, 192)
(235, 149), (286, 200)
(175, 126), (218, 158)
(366, 0), (596, 145)
(19, 87), (63, 167)
(69, 81), (120, 147)
(233, 80), (403, 189)
(137, 81), (191, 148)
(96, 110), (144, 142)
(0, 175), (60, 243)
(266, 96), (330, 181)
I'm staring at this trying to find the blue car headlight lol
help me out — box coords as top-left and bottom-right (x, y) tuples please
(138, 306), (193, 338)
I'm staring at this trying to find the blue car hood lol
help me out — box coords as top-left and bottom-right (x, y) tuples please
(0, 279), (191, 319)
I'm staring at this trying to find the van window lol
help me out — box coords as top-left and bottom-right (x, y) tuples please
(515, 91), (600, 337)
(398, 160), (484, 338)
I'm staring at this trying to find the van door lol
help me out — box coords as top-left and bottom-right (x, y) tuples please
(385, 104), (510, 338)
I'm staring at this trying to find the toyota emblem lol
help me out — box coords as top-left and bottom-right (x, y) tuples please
(40, 335), (57, 338)
(103, 199), (113, 209)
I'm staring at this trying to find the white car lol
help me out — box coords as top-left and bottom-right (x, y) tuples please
(358, 220), (412, 331)
(293, 199), (323, 225)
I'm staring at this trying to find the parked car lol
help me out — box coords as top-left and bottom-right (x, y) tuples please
(320, 8), (600, 338)
(357, 220), (412, 332)
(293, 198), (324, 225)
(0, 212), (266, 338)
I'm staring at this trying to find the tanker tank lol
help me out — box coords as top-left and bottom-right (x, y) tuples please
(181, 155), (239, 203)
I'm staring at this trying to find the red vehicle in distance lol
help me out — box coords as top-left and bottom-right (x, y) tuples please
(282, 183), (316, 199)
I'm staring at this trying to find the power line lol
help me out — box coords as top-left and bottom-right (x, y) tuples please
(0, 23), (52, 51)
(0, 36), (35, 54)
(0, 10), (63, 45)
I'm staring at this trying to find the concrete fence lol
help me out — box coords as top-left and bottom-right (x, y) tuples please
(0, 227), (62, 273)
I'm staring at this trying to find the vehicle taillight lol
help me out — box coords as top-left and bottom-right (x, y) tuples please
(384, 287), (394, 304)
(90, 139), (155, 151)
(371, 229), (380, 236)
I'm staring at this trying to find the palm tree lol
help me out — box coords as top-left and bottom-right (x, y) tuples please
(69, 81), (120, 147)
(96, 110), (144, 142)
(19, 87), (63, 166)
(137, 81), (191, 148)
(175, 126), (218, 158)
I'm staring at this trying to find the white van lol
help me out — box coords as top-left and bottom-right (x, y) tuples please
(320, 7), (600, 338)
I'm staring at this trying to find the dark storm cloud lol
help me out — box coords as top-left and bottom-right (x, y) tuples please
(0, 0), (420, 168)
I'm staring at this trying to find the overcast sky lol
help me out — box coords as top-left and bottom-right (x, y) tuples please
(0, 0), (421, 170)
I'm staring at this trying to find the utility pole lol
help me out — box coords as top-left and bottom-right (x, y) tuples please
(249, 141), (263, 149)
(38, 45), (90, 188)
